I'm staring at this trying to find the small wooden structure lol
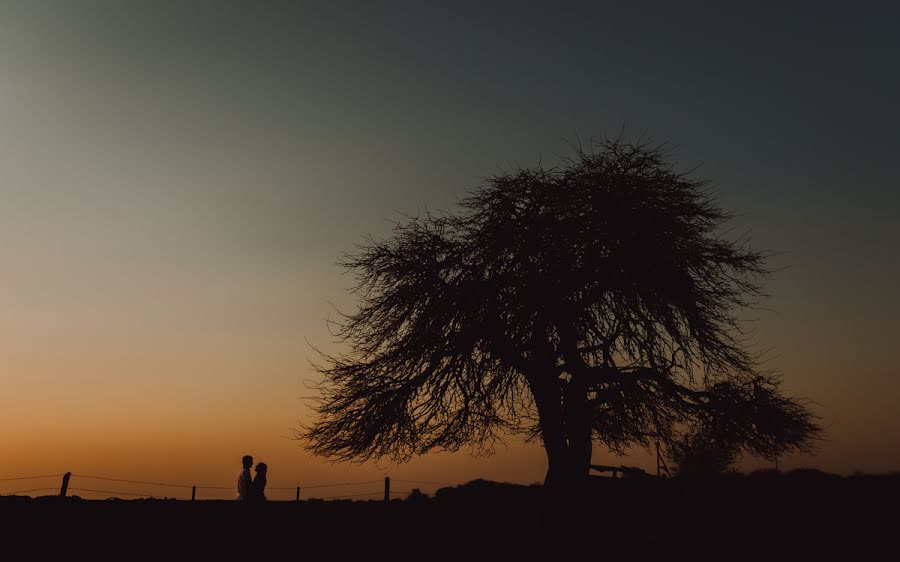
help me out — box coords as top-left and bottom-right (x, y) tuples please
(589, 464), (649, 479)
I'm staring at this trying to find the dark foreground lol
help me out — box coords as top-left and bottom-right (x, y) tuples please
(3, 470), (898, 560)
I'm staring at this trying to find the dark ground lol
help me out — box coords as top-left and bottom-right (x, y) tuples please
(2, 470), (898, 560)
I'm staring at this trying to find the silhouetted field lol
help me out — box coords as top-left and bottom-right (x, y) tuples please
(3, 470), (898, 560)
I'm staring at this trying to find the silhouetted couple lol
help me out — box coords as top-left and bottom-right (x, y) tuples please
(237, 454), (267, 501)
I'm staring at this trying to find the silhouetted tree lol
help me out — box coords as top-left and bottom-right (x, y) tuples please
(299, 137), (821, 489)
(405, 488), (430, 504)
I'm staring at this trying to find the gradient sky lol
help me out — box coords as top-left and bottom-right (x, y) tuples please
(1, 1), (899, 498)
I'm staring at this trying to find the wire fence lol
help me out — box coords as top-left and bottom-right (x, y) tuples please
(0, 474), (66, 497)
(0, 487), (58, 496)
(0, 474), (64, 482)
(0, 472), (453, 501)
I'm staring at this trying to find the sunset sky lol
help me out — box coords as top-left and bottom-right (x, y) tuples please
(2, 1), (899, 499)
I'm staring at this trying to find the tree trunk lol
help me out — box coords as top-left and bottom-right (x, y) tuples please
(531, 376), (592, 490)
(563, 375), (593, 486)
(528, 374), (597, 554)
(531, 378), (570, 488)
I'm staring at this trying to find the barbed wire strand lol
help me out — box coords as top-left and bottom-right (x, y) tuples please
(72, 474), (192, 489)
(0, 474), (64, 482)
(69, 487), (168, 499)
(317, 491), (387, 500)
(0, 487), (58, 496)
(298, 480), (384, 490)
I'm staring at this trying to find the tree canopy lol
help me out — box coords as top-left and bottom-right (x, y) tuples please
(299, 137), (820, 487)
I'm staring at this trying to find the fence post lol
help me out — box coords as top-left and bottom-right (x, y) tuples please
(192, 486), (196, 501)
(383, 477), (390, 502)
(296, 486), (301, 502)
(59, 472), (71, 497)
(656, 441), (661, 478)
